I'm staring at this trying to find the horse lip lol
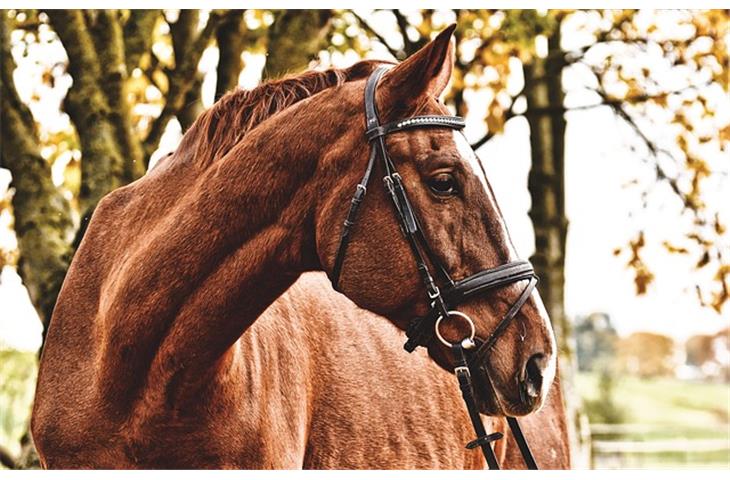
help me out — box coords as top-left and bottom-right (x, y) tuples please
(469, 362), (504, 416)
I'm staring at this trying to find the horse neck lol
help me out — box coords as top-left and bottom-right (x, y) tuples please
(97, 98), (347, 411)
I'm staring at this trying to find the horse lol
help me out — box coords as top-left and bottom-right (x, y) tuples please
(31, 25), (564, 468)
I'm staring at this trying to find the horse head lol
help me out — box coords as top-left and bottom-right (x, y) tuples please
(316, 25), (556, 417)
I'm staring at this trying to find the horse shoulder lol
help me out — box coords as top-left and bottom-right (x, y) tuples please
(277, 273), (484, 469)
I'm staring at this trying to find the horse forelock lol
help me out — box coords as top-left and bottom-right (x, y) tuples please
(186, 60), (387, 167)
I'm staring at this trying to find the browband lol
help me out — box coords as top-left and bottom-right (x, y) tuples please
(366, 115), (465, 141)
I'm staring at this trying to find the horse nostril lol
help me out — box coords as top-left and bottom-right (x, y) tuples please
(523, 353), (547, 398)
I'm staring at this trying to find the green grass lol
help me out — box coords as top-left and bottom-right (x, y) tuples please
(576, 372), (730, 431)
(576, 372), (730, 468)
(0, 349), (38, 458)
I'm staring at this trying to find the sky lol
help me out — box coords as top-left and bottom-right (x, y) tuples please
(1, 10), (728, 353)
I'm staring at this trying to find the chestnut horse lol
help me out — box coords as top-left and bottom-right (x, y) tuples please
(32, 26), (566, 468)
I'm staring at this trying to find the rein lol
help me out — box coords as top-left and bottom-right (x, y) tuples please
(330, 66), (539, 470)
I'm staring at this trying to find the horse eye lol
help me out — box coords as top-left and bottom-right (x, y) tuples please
(428, 173), (457, 196)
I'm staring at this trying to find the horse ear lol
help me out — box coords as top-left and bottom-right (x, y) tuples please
(379, 24), (456, 109)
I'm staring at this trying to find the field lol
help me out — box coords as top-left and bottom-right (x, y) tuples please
(0, 349), (37, 460)
(576, 372), (730, 468)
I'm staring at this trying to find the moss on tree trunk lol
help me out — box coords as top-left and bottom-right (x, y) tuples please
(1, 19), (75, 329)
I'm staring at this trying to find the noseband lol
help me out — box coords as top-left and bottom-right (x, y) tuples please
(330, 66), (539, 469)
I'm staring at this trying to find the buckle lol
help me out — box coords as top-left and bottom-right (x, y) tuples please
(427, 285), (441, 300)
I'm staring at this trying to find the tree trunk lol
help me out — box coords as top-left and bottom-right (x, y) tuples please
(215, 10), (246, 98)
(46, 10), (127, 214)
(524, 34), (569, 353)
(523, 27), (588, 466)
(91, 10), (146, 182)
(264, 10), (332, 79)
(1, 17), (75, 331)
(143, 11), (223, 161)
(123, 10), (159, 73)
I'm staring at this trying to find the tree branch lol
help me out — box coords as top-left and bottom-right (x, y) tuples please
(1, 16), (75, 329)
(123, 9), (160, 73)
(90, 10), (146, 181)
(45, 10), (126, 212)
(215, 10), (246, 99)
(606, 97), (690, 209)
(143, 10), (224, 161)
(393, 9), (419, 56)
(351, 11), (402, 60)
(568, 80), (712, 113)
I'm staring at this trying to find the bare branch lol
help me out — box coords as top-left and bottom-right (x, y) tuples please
(567, 81), (712, 112)
(123, 9), (160, 73)
(393, 9), (419, 56)
(215, 10), (246, 99)
(351, 11), (402, 60)
(45, 10), (126, 212)
(1, 15), (75, 328)
(143, 10), (224, 161)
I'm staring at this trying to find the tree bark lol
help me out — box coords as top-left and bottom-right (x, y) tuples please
(46, 10), (126, 214)
(1, 19), (75, 330)
(524, 32), (569, 354)
(143, 10), (223, 161)
(523, 26), (588, 465)
(264, 10), (332, 79)
(215, 10), (246, 99)
(123, 10), (159, 73)
(91, 10), (146, 182)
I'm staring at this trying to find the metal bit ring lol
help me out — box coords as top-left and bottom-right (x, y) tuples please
(435, 310), (476, 349)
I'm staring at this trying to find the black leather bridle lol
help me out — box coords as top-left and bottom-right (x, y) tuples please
(330, 66), (539, 469)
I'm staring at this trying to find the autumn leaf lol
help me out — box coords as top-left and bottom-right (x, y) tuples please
(662, 241), (689, 254)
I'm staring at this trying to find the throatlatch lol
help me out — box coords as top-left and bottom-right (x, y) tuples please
(331, 65), (539, 470)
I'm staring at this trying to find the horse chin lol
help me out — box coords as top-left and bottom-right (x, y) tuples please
(471, 364), (543, 417)
(470, 366), (506, 416)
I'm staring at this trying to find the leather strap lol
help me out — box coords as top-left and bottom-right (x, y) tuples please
(331, 149), (376, 291)
(455, 344), (540, 470)
(446, 260), (535, 304)
(472, 276), (538, 363)
(506, 416), (538, 470)
(331, 67), (390, 291)
(331, 64), (464, 306)
(453, 344), (501, 470)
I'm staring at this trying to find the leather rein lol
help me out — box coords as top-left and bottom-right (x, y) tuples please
(330, 66), (539, 470)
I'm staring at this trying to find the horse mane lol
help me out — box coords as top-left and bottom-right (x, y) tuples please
(189, 60), (386, 165)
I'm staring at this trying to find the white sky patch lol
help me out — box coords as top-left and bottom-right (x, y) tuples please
(452, 130), (519, 260)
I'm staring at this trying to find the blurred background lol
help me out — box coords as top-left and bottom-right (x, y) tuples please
(0, 9), (728, 469)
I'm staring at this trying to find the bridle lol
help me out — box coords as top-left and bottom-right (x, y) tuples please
(329, 66), (541, 469)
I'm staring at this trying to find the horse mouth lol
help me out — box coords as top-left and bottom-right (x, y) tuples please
(470, 362), (541, 417)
